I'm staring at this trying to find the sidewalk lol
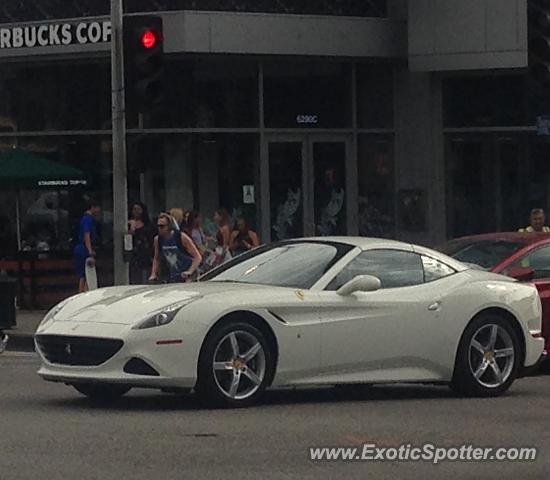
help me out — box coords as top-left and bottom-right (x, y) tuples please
(2, 310), (46, 352)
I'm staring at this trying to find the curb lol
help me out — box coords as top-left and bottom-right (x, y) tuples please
(4, 333), (35, 352)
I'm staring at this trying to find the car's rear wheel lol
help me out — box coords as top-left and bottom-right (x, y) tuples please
(451, 314), (521, 397)
(195, 321), (274, 408)
(72, 383), (131, 401)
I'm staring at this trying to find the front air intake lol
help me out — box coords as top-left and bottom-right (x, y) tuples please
(123, 357), (160, 376)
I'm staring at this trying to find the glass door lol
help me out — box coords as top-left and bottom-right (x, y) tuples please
(265, 135), (350, 241)
(310, 139), (347, 236)
(268, 140), (305, 241)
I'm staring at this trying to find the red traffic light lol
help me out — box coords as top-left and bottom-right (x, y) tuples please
(140, 29), (159, 49)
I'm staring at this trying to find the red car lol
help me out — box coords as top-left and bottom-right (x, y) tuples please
(438, 232), (550, 362)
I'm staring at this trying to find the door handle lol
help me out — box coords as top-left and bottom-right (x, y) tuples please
(428, 302), (441, 311)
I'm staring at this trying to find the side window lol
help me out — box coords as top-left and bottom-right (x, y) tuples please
(422, 256), (456, 283)
(506, 245), (550, 279)
(326, 249), (424, 290)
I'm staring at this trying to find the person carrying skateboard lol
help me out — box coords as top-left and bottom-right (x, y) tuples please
(73, 200), (101, 293)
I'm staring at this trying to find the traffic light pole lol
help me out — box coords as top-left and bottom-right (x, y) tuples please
(111, 0), (129, 285)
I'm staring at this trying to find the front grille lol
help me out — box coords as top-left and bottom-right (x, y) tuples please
(35, 335), (123, 366)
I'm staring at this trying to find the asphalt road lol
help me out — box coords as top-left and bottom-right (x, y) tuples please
(1, 353), (549, 480)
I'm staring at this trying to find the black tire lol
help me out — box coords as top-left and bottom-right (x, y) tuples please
(72, 383), (131, 401)
(450, 314), (521, 397)
(195, 321), (274, 408)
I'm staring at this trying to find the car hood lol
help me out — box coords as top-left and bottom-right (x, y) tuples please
(52, 282), (281, 325)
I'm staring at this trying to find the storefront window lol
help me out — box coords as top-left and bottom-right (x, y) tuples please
(443, 75), (526, 127)
(444, 134), (550, 238)
(0, 62), (110, 132)
(528, 78), (550, 125)
(0, 135), (113, 253)
(499, 138), (524, 232)
(357, 63), (394, 129)
(128, 134), (260, 235)
(264, 61), (352, 128)
(526, 137), (550, 213)
(0, 192), (17, 255)
(357, 135), (395, 238)
(140, 58), (258, 129)
(446, 138), (494, 238)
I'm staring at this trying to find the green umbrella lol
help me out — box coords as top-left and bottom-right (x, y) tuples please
(0, 148), (88, 189)
(0, 149), (89, 250)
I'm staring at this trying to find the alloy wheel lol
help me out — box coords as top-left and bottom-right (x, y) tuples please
(468, 324), (515, 389)
(212, 330), (266, 400)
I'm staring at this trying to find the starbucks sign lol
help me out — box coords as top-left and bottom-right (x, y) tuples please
(0, 21), (112, 49)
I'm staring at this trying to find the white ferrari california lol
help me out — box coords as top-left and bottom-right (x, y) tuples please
(35, 237), (545, 407)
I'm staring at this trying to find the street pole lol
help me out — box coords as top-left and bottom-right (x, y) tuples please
(111, 0), (129, 285)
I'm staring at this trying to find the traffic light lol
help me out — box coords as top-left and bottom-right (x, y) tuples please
(529, 0), (550, 85)
(124, 15), (164, 110)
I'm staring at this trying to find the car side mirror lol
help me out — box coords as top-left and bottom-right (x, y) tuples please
(336, 275), (381, 296)
(507, 266), (535, 282)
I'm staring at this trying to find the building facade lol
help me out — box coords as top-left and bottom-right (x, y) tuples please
(0, 0), (543, 304)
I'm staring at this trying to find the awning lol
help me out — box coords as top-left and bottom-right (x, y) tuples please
(0, 148), (88, 189)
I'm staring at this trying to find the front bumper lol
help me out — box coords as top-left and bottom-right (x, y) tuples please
(35, 320), (204, 389)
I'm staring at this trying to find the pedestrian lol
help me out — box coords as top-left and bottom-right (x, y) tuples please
(149, 212), (202, 283)
(128, 202), (154, 284)
(210, 207), (232, 267)
(168, 207), (186, 230)
(184, 210), (207, 253)
(73, 200), (100, 293)
(230, 217), (260, 256)
(518, 208), (550, 233)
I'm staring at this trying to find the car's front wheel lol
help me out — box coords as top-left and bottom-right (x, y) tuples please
(195, 321), (274, 408)
(72, 383), (131, 401)
(451, 314), (521, 397)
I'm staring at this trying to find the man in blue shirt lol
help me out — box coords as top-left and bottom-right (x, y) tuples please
(74, 200), (100, 292)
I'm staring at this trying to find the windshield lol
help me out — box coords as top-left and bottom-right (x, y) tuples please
(437, 239), (525, 270)
(202, 241), (353, 289)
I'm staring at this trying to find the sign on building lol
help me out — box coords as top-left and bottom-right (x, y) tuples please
(0, 21), (111, 49)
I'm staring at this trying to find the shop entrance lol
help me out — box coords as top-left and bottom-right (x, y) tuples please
(264, 134), (352, 241)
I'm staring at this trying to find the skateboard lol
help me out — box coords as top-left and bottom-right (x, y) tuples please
(85, 259), (98, 290)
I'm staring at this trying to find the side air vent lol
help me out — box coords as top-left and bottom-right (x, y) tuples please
(268, 310), (288, 325)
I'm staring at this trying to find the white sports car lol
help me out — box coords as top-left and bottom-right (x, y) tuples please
(35, 237), (545, 407)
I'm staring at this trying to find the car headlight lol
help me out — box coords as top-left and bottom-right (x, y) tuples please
(132, 300), (194, 330)
(38, 294), (84, 330)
